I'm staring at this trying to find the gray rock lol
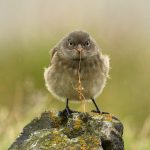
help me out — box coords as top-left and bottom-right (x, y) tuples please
(9, 111), (124, 150)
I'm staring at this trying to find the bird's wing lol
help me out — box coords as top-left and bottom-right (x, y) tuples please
(100, 54), (110, 77)
(51, 47), (58, 58)
(48, 47), (58, 66)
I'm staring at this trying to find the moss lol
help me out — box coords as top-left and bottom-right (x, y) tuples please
(9, 111), (124, 150)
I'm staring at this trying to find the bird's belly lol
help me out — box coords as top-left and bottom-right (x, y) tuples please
(44, 64), (106, 101)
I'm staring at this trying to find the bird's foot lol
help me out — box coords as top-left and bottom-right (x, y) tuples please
(60, 107), (76, 117)
(91, 109), (101, 114)
(91, 110), (110, 115)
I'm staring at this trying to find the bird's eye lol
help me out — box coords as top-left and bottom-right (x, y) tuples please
(69, 42), (73, 46)
(68, 39), (74, 47)
(85, 41), (90, 47)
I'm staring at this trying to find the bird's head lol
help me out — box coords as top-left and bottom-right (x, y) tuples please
(57, 30), (100, 60)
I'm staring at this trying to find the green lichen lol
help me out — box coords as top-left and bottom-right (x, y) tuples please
(9, 111), (124, 150)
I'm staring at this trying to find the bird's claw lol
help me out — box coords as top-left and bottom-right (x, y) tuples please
(91, 109), (101, 114)
(60, 107), (75, 117)
(91, 110), (110, 115)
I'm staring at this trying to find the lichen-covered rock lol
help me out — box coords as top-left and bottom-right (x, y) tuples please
(9, 111), (124, 150)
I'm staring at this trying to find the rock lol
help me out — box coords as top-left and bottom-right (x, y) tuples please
(9, 111), (124, 150)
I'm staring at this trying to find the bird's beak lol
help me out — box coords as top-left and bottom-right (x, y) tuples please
(76, 44), (83, 52)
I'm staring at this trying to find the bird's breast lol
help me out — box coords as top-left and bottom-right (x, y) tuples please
(56, 57), (104, 94)
(45, 55), (107, 100)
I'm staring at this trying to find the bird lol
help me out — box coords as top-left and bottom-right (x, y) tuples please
(44, 30), (110, 115)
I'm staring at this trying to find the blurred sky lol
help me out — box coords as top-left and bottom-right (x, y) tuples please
(0, 0), (150, 42)
(0, 0), (150, 125)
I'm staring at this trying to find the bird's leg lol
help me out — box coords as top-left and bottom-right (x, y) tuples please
(65, 98), (71, 115)
(91, 98), (101, 114)
(91, 98), (110, 114)
(61, 98), (74, 116)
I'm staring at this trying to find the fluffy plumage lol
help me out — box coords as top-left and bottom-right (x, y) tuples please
(44, 30), (109, 102)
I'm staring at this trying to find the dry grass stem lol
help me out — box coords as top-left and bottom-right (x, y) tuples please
(75, 51), (86, 112)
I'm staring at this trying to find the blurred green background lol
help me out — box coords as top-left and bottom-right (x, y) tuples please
(0, 0), (150, 149)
